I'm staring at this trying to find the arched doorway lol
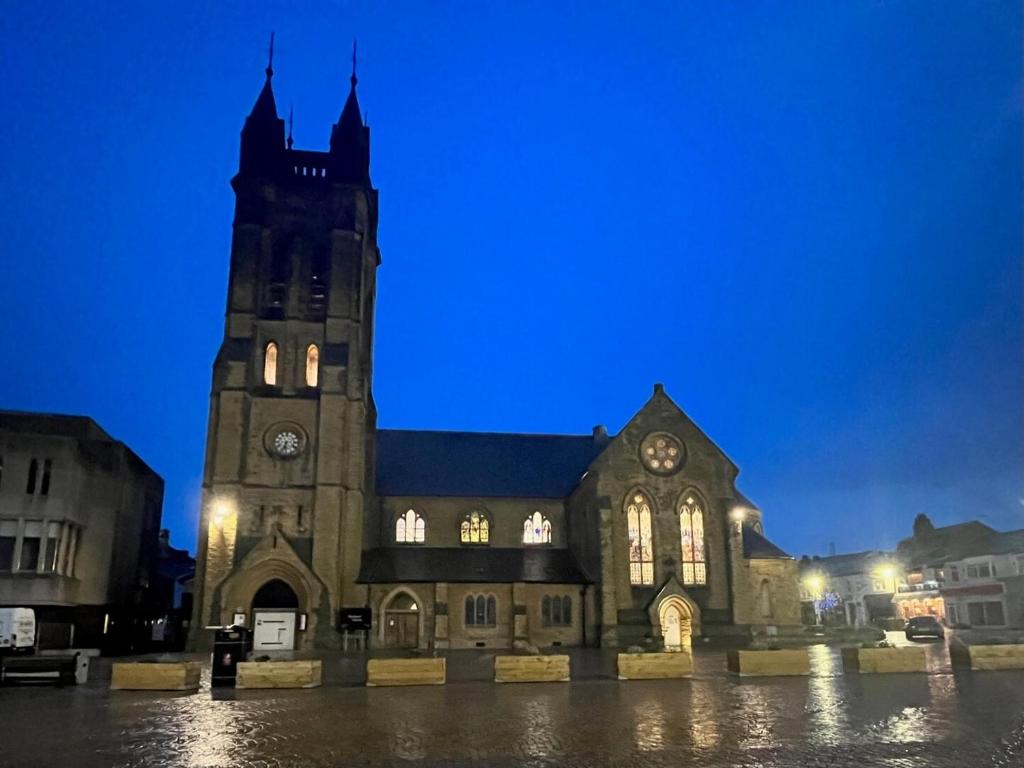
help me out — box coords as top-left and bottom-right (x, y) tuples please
(383, 592), (420, 648)
(251, 578), (299, 652)
(658, 596), (693, 652)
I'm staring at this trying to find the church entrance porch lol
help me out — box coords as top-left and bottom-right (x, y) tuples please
(382, 593), (420, 649)
(251, 579), (299, 652)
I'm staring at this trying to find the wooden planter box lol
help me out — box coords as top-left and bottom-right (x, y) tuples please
(727, 649), (809, 677)
(494, 654), (570, 683)
(110, 661), (202, 691)
(366, 657), (446, 686)
(956, 643), (1024, 671)
(842, 646), (926, 674)
(236, 660), (322, 689)
(617, 651), (692, 680)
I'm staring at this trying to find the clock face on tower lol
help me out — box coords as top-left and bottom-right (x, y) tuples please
(265, 424), (306, 459)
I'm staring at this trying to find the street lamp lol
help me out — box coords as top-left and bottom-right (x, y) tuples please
(803, 574), (825, 597)
(874, 563), (897, 592)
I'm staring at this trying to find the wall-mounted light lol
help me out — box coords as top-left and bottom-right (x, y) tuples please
(729, 507), (747, 524)
(210, 498), (235, 528)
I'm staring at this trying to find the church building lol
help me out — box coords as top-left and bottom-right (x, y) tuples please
(189, 54), (800, 653)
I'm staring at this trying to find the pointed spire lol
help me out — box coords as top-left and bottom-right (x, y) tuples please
(248, 33), (279, 123)
(239, 35), (285, 176)
(336, 38), (362, 131)
(329, 39), (371, 184)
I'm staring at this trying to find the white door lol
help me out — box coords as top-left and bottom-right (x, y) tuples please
(253, 611), (296, 651)
(663, 606), (681, 650)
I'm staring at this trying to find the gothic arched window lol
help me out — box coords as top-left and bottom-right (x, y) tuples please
(542, 595), (572, 626)
(305, 344), (319, 387)
(679, 494), (707, 585)
(464, 594), (496, 626)
(626, 491), (654, 585)
(460, 511), (489, 544)
(522, 511), (552, 544)
(395, 509), (425, 544)
(263, 342), (278, 386)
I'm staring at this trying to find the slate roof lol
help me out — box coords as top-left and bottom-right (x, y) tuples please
(742, 526), (792, 559)
(798, 550), (891, 577)
(990, 529), (1024, 556)
(357, 547), (591, 584)
(896, 522), (999, 568)
(375, 429), (606, 498)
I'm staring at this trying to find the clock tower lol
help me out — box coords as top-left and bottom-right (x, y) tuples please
(189, 50), (378, 651)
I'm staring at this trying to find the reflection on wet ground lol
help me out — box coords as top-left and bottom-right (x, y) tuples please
(1, 641), (1022, 768)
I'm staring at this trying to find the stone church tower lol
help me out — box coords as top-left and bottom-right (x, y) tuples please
(189, 55), (377, 650)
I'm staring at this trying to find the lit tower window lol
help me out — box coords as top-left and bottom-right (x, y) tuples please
(264, 342), (279, 385)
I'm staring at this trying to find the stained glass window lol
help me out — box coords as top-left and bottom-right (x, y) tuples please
(523, 511), (552, 544)
(395, 509), (425, 543)
(626, 492), (654, 585)
(465, 594), (496, 626)
(541, 595), (572, 626)
(640, 433), (684, 474)
(460, 511), (489, 544)
(263, 342), (278, 386)
(680, 495), (707, 585)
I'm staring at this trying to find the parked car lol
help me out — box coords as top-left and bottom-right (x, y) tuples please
(905, 615), (945, 640)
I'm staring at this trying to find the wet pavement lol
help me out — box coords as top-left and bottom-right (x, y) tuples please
(1, 639), (1023, 767)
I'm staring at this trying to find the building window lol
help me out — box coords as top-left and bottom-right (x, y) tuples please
(460, 511), (489, 544)
(464, 594), (496, 626)
(19, 532), (40, 572)
(626, 491), (654, 586)
(967, 601), (1005, 626)
(305, 344), (319, 387)
(679, 494), (707, 585)
(949, 565), (959, 582)
(40, 459), (52, 496)
(395, 509), (425, 544)
(522, 511), (552, 545)
(966, 563), (992, 579)
(947, 604), (959, 625)
(26, 459), (38, 494)
(41, 522), (61, 572)
(0, 520), (15, 570)
(542, 595), (572, 626)
(263, 342), (279, 386)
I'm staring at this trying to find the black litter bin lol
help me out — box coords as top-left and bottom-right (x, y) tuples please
(211, 626), (252, 688)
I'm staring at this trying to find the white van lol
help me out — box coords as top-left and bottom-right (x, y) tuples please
(0, 608), (36, 653)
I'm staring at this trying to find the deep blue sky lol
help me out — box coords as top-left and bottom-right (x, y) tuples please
(1, 2), (1020, 557)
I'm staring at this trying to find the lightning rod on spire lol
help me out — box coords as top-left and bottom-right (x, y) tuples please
(351, 39), (358, 87)
(266, 32), (275, 77)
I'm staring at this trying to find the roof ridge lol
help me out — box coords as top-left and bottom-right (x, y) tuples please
(377, 427), (599, 440)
